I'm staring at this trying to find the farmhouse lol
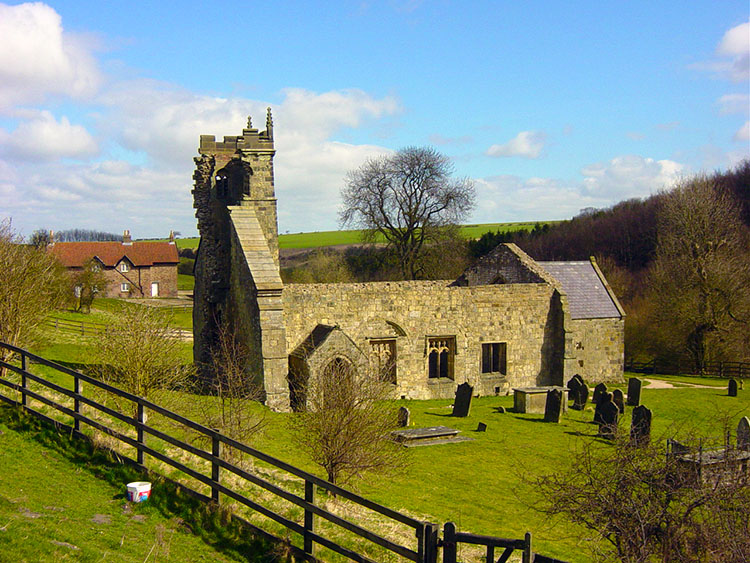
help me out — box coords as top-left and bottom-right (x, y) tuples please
(192, 114), (625, 411)
(49, 231), (179, 298)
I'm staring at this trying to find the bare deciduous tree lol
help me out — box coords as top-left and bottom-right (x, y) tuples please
(649, 177), (750, 371)
(535, 433), (750, 562)
(289, 358), (407, 486)
(72, 258), (107, 313)
(340, 146), (475, 280)
(0, 220), (68, 362)
(200, 322), (266, 454)
(94, 305), (193, 403)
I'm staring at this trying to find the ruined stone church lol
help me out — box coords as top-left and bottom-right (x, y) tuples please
(192, 114), (625, 412)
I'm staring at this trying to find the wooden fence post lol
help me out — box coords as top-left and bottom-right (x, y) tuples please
(522, 531), (532, 563)
(20, 353), (27, 407)
(74, 375), (81, 432)
(137, 402), (146, 466)
(211, 430), (221, 504)
(304, 480), (315, 556)
(443, 521), (457, 563)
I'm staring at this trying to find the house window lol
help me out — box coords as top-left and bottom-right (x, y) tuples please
(427, 337), (455, 380)
(370, 339), (397, 384)
(119, 262), (130, 272)
(481, 342), (507, 375)
(120, 282), (130, 292)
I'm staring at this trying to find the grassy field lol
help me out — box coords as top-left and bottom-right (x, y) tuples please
(172, 221), (555, 251)
(0, 407), (276, 562)
(10, 311), (750, 563)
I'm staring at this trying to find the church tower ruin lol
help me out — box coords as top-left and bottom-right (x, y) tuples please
(192, 111), (290, 411)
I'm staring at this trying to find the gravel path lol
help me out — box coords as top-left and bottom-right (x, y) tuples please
(642, 378), (716, 389)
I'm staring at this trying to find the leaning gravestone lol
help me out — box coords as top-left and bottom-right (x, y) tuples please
(397, 406), (410, 427)
(452, 382), (473, 417)
(612, 389), (625, 415)
(573, 384), (589, 411)
(737, 417), (750, 450)
(594, 392), (612, 425)
(567, 374), (584, 391)
(728, 379), (738, 397)
(544, 389), (563, 423)
(630, 405), (652, 447)
(598, 399), (619, 439)
(627, 377), (642, 407)
(592, 383), (608, 405)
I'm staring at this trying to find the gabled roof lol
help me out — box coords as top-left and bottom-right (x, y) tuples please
(538, 261), (623, 319)
(49, 241), (179, 268)
(290, 325), (336, 359)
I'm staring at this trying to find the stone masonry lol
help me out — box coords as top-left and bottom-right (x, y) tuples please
(192, 116), (625, 411)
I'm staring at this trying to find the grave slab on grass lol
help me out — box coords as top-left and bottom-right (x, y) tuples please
(391, 425), (474, 447)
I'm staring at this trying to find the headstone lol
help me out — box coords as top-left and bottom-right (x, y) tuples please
(626, 377), (642, 407)
(737, 416), (750, 451)
(598, 400), (619, 439)
(630, 405), (652, 447)
(728, 379), (738, 397)
(571, 383), (589, 410)
(397, 406), (410, 427)
(594, 392), (612, 425)
(452, 382), (473, 417)
(592, 383), (608, 405)
(476, 422), (487, 432)
(612, 389), (625, 414)
(494, 406), (506, 414)
(567, 374), (584, 391)
(544, 389), (563, 423)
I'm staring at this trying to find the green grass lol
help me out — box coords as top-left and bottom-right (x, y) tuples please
(0, 407), (275, 562)
(178, 273), (195, 291)
(172, 222), (557, 251)
(15, 326), (750, 562)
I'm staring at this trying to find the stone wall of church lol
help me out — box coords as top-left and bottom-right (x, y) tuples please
(564, 317), (625, 384)
(283, 280), (565, 399)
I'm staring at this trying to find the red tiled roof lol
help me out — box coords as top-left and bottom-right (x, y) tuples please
(49, 241), (179, 268)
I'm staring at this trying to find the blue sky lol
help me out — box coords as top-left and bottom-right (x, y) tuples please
(0, 1), (748, 238)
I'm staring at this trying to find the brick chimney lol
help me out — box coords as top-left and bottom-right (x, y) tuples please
(123, 229), (132, 245)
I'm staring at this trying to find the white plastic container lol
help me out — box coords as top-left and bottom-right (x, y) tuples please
(126, 481), (151, 502)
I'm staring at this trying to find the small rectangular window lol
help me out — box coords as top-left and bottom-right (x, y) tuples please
(119, 262), (130, 272)
(481, 343), (507, 375)
(427, 337), (455, 380)
(120, 282), (130, 292)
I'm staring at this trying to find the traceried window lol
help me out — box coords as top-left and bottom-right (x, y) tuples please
(370, 339), (397, 384)
(119, 262), (130, 272)
(481, 342), (507, 375)
(427, 337), (455, 380)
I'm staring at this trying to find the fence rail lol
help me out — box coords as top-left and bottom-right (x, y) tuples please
(626, 359), (749, 379)
(46, 316), (192, 340)
(0, 341), (566, 563)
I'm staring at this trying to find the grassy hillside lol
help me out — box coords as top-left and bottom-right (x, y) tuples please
(172, 221), (555, 251)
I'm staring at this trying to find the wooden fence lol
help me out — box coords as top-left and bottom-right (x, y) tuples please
(626, 359), (749, 379)
(46, 316), (192, 340)
(0, 341), (566, 563)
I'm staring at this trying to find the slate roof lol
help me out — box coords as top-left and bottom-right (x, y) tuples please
(49, 241), (179, 268)
(539, 261), (622, 319)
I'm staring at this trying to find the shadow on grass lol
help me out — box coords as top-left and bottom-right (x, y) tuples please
(0, 405), (283, 563)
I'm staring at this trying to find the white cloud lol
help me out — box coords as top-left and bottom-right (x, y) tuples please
(581, 155), (683, 199)
(0, 111), (98, 160)
(0, 2), (101, 111)
(486, 131), (546, 159)
(472, 154), (686, 224)
(718, 93), (750, 115)
(717, 20), (750, 83)
(735, 121), (750, 142)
